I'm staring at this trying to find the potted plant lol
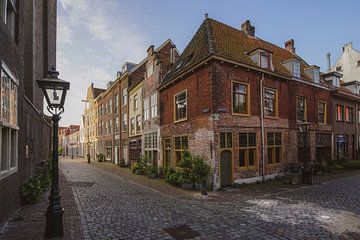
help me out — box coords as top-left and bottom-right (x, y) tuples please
(192, 155), (210, 191)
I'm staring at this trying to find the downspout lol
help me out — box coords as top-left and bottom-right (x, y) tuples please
(356, 102), (359, 160)
(260, 73), (265, 182)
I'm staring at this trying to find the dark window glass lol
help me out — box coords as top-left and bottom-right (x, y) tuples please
(239, 150), (245, 167)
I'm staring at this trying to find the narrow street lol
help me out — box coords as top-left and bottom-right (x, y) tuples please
(59, 157), (360, 239)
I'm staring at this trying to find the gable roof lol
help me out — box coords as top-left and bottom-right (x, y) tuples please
(162, 18), (313, 87)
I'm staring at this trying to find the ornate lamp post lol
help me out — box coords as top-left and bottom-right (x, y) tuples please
(87, 140), (91, 164)
(37, 68), (70, 238)
(298, 122), (311, 184)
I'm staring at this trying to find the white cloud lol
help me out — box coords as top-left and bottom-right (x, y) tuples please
(57, 0), (151, 126)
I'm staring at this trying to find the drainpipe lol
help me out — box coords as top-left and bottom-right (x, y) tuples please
(260, 73), (265, 182)
(356, 102), (359, 160)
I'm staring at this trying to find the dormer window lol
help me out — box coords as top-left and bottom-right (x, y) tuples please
(249, 48), (273, 70)
(304, 66), (320, 84)
(283, 59), (301, 78)
(323, 71), (342, 88)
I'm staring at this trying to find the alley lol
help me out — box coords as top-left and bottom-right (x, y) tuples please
(59, 158), (360, 239)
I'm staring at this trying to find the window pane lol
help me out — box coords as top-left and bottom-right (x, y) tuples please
(248, 133), (256, 147)
(275, 133), (282, 145)
(239, 133), (247, 147)
(267, 133), (274, 146)
(248, 149), (255, 166)
(182, 137), (188, 149)
(275, 147), (282, 163)
(1, 128), (9, 171)
(220, 133), (226, 148)
(239, 150), (245, 167)
(226, 133), (232, 148)
(260, 52), (269, 68)
(267, 148), (273, 164)
(175, 137), (181, 149)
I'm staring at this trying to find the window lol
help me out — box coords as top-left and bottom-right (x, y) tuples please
(174, 136), (188, 163)
(293, 60), (301, 78)
(109, 99), (112, 114)
(122, 88), (128, 106)
(345, 107), (353, 123)
(123, 112), (127, 131)
(108, 120), (112, 134)
(136, 115), (141, 133)
(151, 92), (158, 118)
(357, 61), (360, 67)
(0, 62), (18, 179)
(318, 101), (326, 124)
(264, 88), (277, 117)
(174, 91), (187, 121)
(144, 98), (150, 120)
(147, 63), (154, 77)
(130, 117), (135, 135)
(336, 66), (342, 71)
(0, 0), (16, 39)
(114, 94), (118, 114)
(313, 68), (320, 84)
(220, 132), (232, 148)
(336, 105), (344, 121)
(239, 133), (256, 168)
(260, 52), (270, 69)
(337, 134), (348, 159)
(267, 132), (282, 164)
(296, 97), (306, 122)
(144, 132), (158, 165)
(134, 94), (138, 111)
(232, 82), (249, 114)
(114, 117), (119, 133)
(163, 138), (172, 167)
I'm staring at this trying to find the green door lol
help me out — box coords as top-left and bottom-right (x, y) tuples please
(220, 150), (232, 187)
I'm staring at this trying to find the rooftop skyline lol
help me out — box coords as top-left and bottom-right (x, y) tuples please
(57, 0), (360, 126)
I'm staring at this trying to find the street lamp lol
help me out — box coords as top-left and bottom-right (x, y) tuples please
(298, 122), (312, 184)
(87, 140), (91, 164)
(37, 67), (70, 238)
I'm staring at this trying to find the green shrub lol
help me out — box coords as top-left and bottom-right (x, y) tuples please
(339, 160), (360, 169)
(328, 163), (345, 172)
(192, 155), (210, 183)
(167, 172), (184, 186)
(97, 154), (105, 162)
(147, 164), (158, 177)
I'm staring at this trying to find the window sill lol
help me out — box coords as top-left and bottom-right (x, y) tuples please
(232, 113), (250, 117)
(267, 162), (281, 166)
(174, 118), (187, 123)
(0, 167), (18, 181)
(238, 166), (257, 170)
(264, 116), (279, 120)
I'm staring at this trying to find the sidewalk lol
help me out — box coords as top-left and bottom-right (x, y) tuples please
(0, 172), (83, 240)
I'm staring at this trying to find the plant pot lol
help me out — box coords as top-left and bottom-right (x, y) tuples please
(181, 183), (194, 190)
(195, 182), (202, 191)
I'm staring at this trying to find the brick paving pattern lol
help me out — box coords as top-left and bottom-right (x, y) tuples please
(61, 158), (360, 239)
(0, 172), (83, 240)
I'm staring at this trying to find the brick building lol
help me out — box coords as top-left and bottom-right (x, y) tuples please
(159, 17), (337, 189)
(0, 0), (55, 229)
(83, 83), (105, 161)
(142, 40), (179, 167)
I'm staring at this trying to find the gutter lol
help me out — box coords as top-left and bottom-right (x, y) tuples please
(259, 73), (265, 182)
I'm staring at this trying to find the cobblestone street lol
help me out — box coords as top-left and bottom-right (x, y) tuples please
(58, 158), (360, 240)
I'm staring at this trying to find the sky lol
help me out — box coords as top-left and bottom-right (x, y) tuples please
(57, 0), (360, 126)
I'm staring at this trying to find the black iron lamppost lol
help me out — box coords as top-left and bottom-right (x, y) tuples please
(37, 68), (70, 238)
(87, 140), (91, 163)
(298, 122), (311, 184)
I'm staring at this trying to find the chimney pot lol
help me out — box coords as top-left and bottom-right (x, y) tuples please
(284, 39), (295, 53)
(241, 20), (255, 37)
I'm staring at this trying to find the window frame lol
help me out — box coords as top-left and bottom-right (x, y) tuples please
(174, 90), (187, 122)
(174, 136), (188, 164)
(267, 132), (282, 165)
(296, 96), (307, 122)
(135, 115), (141, 134)
(238, 132), (257, 169)
(318, 101), (327, 124)
(231, 81), (250, 116)
(122, 88), (128, 106)
(263, 87), (278, 118)
(220, 132), (232, 149)
(336, 105), (344, 122)
(151, 92), (158, 118)
(345, 106), (354, 123)
(143, 97), (150, 121)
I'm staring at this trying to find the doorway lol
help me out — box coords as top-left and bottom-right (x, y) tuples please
(220, 150), (233, 187)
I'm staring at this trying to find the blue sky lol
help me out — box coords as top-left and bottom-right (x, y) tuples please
(57, 0), (360, 126)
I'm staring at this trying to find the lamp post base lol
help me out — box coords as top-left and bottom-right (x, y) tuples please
(44, 208), (64, 238)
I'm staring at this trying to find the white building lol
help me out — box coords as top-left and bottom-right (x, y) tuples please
(329, 42), (359, 86)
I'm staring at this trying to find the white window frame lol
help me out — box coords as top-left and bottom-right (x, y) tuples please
(0, 61), (18, 179)
(144, 97), (150, 120)
(151, 92), (158, 118)
(293, 60), (301, 78)
(122, 88), (128, 106)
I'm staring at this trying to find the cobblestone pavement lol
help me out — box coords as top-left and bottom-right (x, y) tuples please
(59, 158), (360, 240)
(0, 172), (83, 240)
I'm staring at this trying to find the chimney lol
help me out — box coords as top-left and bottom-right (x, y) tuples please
(284, 39), (295, 53)
(241, 20), (255, 37)
(326, 52), (331, 71)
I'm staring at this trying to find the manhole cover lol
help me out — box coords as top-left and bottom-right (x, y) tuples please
(69, 182), (95, 187)
(164, 224), (200, 240)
